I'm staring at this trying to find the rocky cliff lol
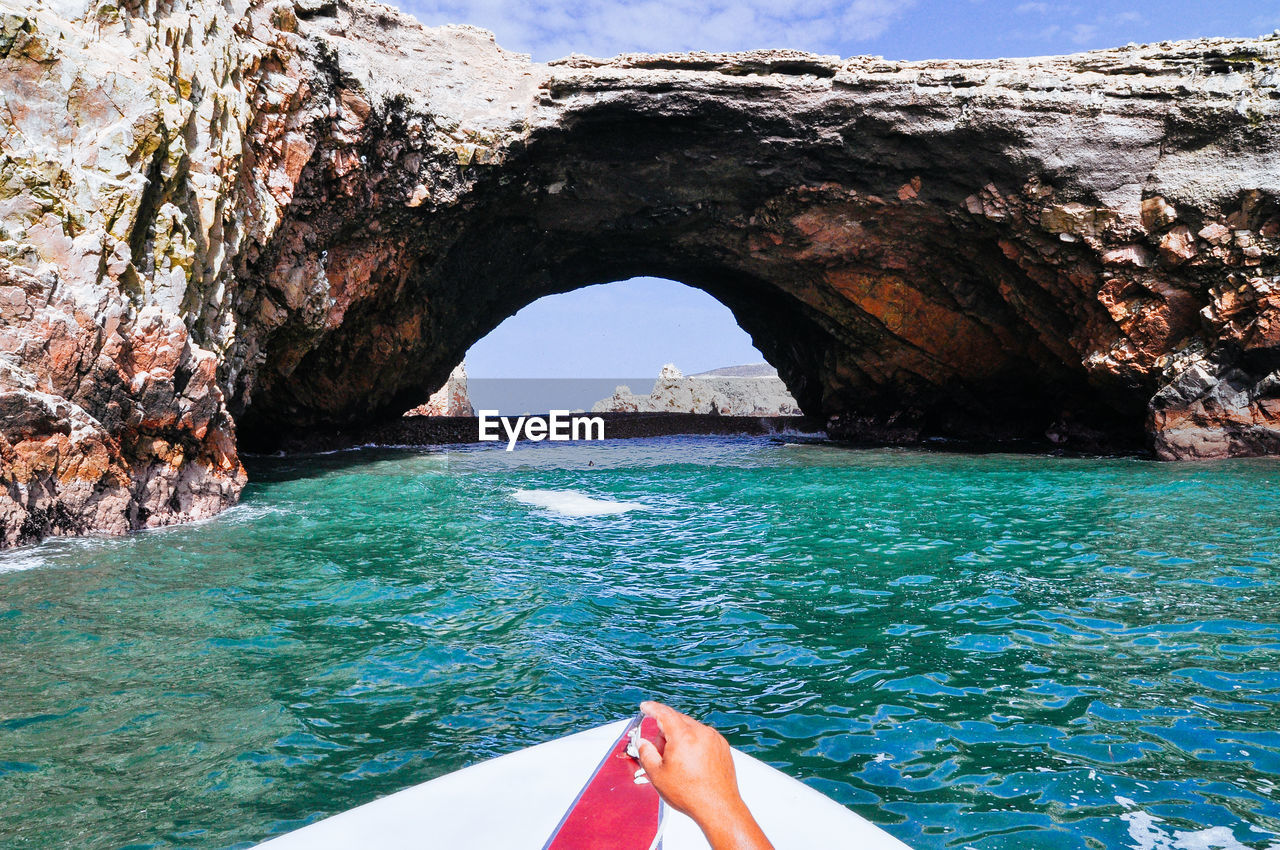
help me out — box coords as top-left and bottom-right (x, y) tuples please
(1, 0), (1278, 545)
(405, 361), (472, 416)
(593, 364), (801, 415)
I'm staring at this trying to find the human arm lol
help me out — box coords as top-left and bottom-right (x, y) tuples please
(634, 701), (775, 850)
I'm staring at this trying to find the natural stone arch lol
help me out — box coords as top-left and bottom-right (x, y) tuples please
(232, 18), (1234, 451)
(1, 0), (1278, 545)
(234, 143), (1133, 453)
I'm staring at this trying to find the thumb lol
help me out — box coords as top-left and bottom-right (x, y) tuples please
(636, 737), (663, 775)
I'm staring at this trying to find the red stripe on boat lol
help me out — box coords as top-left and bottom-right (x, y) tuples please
(542, 715), (667, 850)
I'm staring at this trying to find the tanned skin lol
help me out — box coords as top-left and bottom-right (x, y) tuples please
(635, 701), (775, 850)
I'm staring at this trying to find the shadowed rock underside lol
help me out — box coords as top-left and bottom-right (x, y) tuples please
(1, 0), (1278, 545)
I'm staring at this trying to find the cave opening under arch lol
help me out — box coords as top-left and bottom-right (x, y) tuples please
(457, 276), (781, 414)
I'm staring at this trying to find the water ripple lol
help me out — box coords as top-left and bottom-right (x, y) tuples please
(0, 440), (1277, 848)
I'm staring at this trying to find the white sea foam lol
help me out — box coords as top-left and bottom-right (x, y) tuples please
(1116, 796), (1274, 850)
(0, 551), (52, 574)
(0, 534), (104, 573)
(512, 489), (644, 517)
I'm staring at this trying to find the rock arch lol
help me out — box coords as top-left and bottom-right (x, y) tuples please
(1, 0), (1278, 544)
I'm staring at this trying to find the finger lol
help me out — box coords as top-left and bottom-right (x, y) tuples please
(639, 702), (680, 745)
(636, 737), (663, 774)
(639, 701), (686, 733)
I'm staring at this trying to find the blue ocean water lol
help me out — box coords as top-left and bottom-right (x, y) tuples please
(0, 436), (1278, 849)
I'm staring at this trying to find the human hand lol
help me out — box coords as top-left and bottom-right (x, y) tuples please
(635, 701), (774, 850)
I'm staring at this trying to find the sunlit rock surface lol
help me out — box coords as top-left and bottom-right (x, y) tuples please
(1, 0), (1278, 544)
(405, 361), (472, 416)
(593, 364), (801, 415)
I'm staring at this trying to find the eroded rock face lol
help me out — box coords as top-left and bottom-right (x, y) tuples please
(0, 0), (256, 545)
(1, 0), (1279, 545)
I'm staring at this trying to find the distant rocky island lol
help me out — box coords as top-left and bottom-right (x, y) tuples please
(280, 359), (813, 453)
(407, 362), (802, 418)
(592, 364), (802, 416)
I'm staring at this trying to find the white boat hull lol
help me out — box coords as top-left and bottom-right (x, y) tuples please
(256, 719), (911, 849)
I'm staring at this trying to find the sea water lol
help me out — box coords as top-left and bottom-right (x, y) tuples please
(0, 436), (1277, 849)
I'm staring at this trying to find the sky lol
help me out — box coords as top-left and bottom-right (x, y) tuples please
(465, 278), (764, 379)
(402, 0), (1279, 379)
(397, 0), (1278, 66)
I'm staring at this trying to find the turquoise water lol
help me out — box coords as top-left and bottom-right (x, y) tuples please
(1, 436), (1279, 849)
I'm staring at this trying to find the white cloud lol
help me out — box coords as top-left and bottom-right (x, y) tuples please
(396, 0), (915, 60)
(1005, 6), (1149, 50)
(1069, 22), (1098, 44)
